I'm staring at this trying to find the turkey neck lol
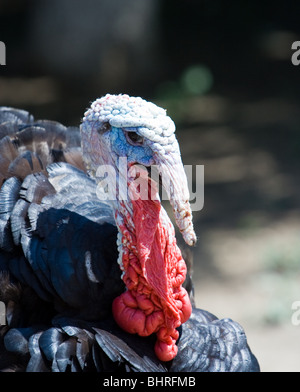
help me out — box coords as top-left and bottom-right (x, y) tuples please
(112, 168), (192, 362)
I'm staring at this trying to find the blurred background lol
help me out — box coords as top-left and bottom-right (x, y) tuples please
(1, 0), (300, 371)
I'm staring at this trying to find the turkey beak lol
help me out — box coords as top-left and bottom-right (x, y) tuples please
(153, 143), (197, 246)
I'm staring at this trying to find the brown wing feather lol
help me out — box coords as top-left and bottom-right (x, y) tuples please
(0, 109), (85, 186)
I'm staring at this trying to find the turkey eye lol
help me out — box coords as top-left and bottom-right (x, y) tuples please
(126, 131), (144, 146)
(97, 122), (111, 134)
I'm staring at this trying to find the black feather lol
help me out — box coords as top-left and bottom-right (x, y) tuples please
(169, 308), (260, 372)
(38, 328), (66, 362)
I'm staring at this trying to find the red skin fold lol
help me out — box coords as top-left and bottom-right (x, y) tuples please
(112, 178), (192, 362)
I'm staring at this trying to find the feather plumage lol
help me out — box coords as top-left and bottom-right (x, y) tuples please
(0, 103), (260, 372)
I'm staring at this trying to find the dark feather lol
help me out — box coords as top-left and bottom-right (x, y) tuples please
(27, 331), (50, 373)
(0, 107), (34, 125)
(38, 328), (66, 363)
(170, 308), (260, 372)
(8, 151), (45, 180)
(94, 327), (166, 372)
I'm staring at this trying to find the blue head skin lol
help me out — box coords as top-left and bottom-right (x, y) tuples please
(80, 94), (196, 246)
(110, 127), (154, 167)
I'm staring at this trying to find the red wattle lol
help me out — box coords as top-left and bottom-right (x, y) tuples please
(154, 338), (178, 362)
(112, 176), (192, 362)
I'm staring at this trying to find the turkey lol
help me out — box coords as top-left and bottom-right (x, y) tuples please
(0, 95), (260, 372)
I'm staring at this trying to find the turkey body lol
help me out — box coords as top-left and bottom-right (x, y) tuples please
(0, 105), (259, 372)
